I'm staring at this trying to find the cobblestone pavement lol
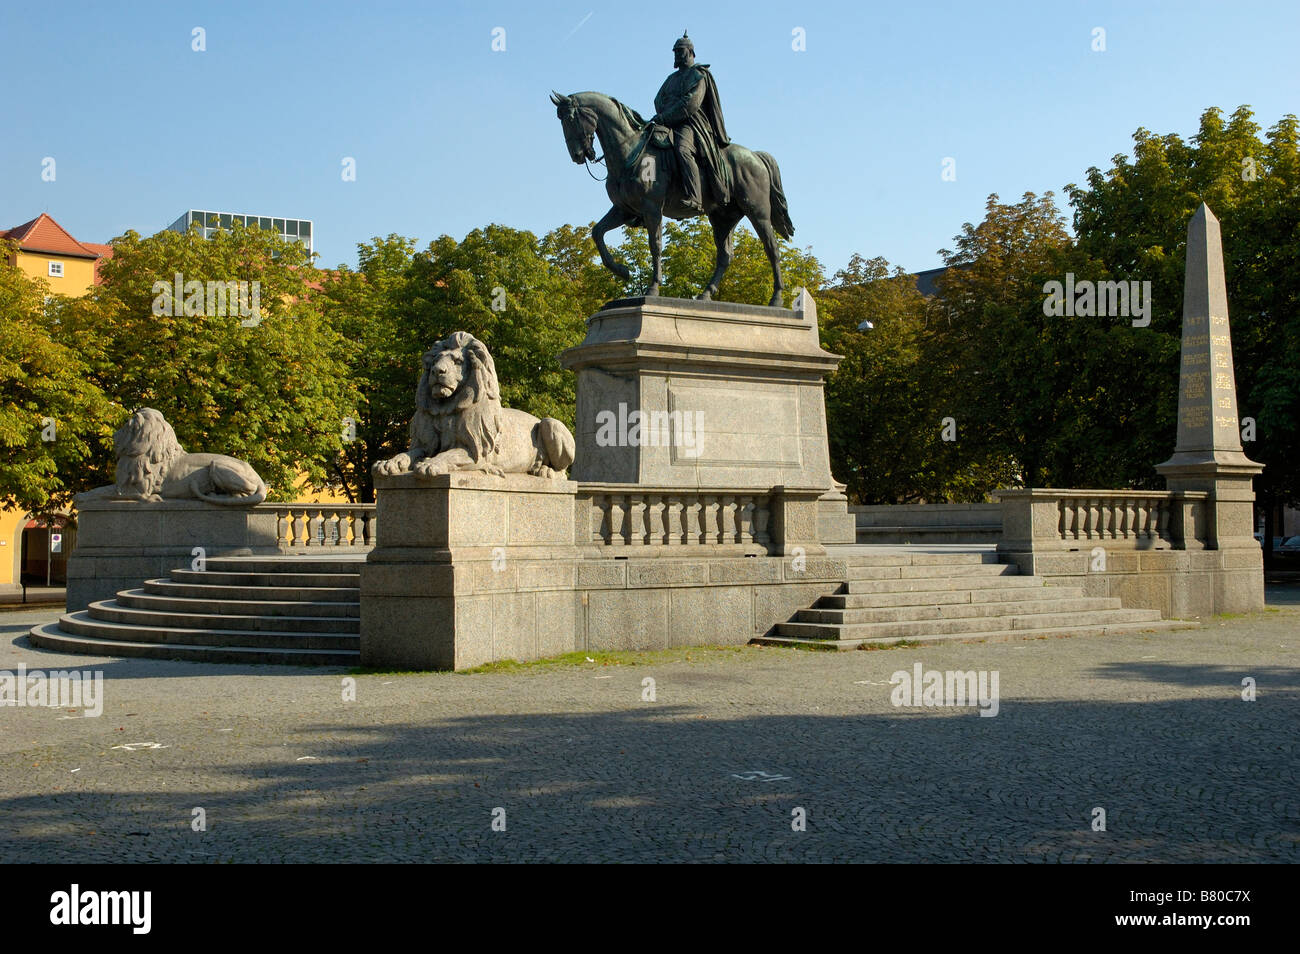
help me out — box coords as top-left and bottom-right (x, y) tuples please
(1, 606), (1297, 863)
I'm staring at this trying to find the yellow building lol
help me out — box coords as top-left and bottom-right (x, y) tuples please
(2, 212), (112, 295)
(1, 214), (112, 594)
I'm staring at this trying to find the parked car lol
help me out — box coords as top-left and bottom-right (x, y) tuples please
(1279, 536), (1300, 553)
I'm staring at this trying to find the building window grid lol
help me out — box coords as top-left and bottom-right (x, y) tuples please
(173, 210), (312, 250)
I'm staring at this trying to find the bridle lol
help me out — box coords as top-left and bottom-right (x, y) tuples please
(563, 107), (606, 180)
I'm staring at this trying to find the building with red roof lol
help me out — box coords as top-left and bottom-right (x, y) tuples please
(1, 212), (113, 293)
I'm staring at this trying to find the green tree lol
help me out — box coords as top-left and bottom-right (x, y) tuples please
(54, 225), (357, 500)
(0, 242), (117, 516)
(317, 235), (419, 502)
(1067, 106), (1300, 541)
(611, 219), (825, 306)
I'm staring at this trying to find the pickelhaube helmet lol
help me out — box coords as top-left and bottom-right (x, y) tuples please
(672, 31), (694, 54)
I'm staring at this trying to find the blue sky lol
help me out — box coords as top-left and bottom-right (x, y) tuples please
(3, 0), (1297, 277)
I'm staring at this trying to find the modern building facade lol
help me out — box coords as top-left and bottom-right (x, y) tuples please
(166, 209), (313, 253)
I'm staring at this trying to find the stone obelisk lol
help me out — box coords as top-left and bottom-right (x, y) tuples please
(1156, 203), (1263, 569)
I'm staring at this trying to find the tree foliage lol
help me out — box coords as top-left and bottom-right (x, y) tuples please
(0, 243), (117, 516)
(1067, 105), (1300, 506)
(51, 225), (357, 500)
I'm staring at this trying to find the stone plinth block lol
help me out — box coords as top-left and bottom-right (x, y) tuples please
(65, 499), (283, 611)
(559, 294), (846, 497)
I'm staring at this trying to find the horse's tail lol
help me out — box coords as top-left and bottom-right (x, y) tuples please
(756, 151), (794, 240)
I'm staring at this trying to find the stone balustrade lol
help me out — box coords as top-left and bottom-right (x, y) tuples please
(578, 488), (771, 547)
(574, 484), (824, 556)
(267, 504), (377, 550)
(994, 489), (1209, 552)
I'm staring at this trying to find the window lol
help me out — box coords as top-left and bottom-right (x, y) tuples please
(298, 221), (311, 237)
(48, 261), (64, 277)
(259, 217), (272, 230)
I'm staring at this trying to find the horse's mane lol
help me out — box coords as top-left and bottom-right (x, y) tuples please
(574, 91), (649, 130)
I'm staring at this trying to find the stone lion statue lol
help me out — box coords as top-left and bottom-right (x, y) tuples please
(374, 331), (576, 479)
(76, 408), (268, 505)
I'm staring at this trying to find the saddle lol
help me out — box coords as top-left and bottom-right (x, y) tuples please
(626, 124), (679, 185)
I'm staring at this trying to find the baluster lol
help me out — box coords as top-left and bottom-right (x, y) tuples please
(364, 509), (377, 547)
(648, 495), (665, 544)
(738, 497), (755, 543)
(685, 500), (702, 545)
(627, 496), (644, 545)
(292, 509), (308, 548)
(611, 496), (627, 545)
(1157, 498), (1171, 543)
(754, 500), (771, 544)
(721, 496), (738, 543)
(666, 497), (682, 545)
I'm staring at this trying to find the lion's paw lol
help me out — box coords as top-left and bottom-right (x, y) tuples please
(412, 459), (449, 478)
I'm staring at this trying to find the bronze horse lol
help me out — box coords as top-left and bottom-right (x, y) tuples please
(552, 90), (794, 307)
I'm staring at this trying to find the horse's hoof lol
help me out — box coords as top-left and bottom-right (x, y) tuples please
(769, 293), (783, 308)
(645, 286), (660, 297)
(696, 289), (714, 301)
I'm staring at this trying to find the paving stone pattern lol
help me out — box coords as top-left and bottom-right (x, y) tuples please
(1, 606), (1296, 863)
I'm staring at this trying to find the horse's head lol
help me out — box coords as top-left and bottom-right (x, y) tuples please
(551, 91), (597, 164)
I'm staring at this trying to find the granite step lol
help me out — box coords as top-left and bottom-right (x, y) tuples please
(842, 552), (995, 567)
(847, 563), (1020, 580)
(28, 622), (358, 666)
(775, 607), (1163, 641)
(794, 596), (1126, 625)
(168, 569), (360, 588)
(88, 600), (360, 634)
(843, 575), (1050, 594)
(818, 584), (1082, 608)
(115, 588), (360, 618)
(201, 557), (366, 574)
(57, 611), (360, 651)
(141, 579), (358, 602)
(754, 618), (1197, 651)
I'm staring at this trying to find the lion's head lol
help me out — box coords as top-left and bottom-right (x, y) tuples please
(113, 408), (185, 497)
(415, 332), (504, 462)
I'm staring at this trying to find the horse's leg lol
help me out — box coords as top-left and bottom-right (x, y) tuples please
(751, 215), (785, 307)
(593, 205), (634, 282)
(643, 207), (663, 297)
(698, 208), (743, 300)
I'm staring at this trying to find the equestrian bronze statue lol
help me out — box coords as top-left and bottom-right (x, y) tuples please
(551, 33), (794, 307)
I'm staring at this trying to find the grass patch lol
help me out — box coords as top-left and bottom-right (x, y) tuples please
(348, 644), (759, 676)
(458, 645), (753, 674)
(857, 639), (925, 652)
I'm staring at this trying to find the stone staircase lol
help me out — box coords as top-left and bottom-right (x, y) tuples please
(29, 556), (361, 665)
(755, 550), (1194, 650)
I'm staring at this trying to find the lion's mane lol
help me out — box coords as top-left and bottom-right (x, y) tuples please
(113, 408), (186, 498)
(411, 331), (505, 463)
